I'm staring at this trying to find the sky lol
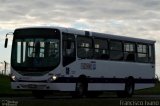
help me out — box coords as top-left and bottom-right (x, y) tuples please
(0, 0), (160, 76)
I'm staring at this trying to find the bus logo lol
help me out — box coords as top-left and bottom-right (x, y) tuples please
(81, 63), (96, 70)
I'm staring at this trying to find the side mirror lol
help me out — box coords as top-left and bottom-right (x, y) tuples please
(4, 32), (13, 48)
(4, 38), (8, 48)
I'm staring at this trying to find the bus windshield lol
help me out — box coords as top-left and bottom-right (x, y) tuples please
(11, 28), (60, 72)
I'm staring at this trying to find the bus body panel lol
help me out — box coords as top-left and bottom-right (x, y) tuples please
(10, 27), (156, 93)
(11, 82), (76, 91)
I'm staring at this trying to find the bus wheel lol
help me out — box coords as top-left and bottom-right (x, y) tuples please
(125, 78), (135, 97)
(75, 82), (87, 97)
(117, 78), (134, 98)
(32, 90), (45, 99)
(73, 77), (87, 98)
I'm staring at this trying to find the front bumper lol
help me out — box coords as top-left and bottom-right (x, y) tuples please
(11, 82), (76, 91)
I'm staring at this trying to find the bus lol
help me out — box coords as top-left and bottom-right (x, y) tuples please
(5, 26), (156, 98)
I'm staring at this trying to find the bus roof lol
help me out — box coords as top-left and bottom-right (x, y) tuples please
(91, 32), (155, 44)
(65, 27), (155, 44)
(15, 26), (156, 44)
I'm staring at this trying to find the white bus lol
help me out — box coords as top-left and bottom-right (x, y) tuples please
(5, 26), (155, 98)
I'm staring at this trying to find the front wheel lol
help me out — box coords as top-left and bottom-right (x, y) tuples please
(72, 81), (87, 98)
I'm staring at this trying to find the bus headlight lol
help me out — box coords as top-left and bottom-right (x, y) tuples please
(52, 75), (57, 80)
(47, 75), (58, 82)
(11, 75), (17, 81)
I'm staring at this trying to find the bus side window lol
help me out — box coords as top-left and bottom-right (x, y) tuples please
(124, 42), (135, 62)
(109, 40), (123, 60)
(77, 36), (93, 59)
(62, 33), (76, 66)
(148, 45), (154, 63)
(94, 38), (109, 60)
(137, 44), (148, 63)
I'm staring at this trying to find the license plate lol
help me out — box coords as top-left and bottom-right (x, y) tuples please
(28, 84), (37, 88)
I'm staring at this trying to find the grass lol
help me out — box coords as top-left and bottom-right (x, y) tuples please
(0, 74), (31, 96)
(0, 74), (11, 94)
(135, 82), (160, 95)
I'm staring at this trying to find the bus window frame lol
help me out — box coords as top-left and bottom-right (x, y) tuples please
(109, 39), (124, 61)
(136, 43), (149, 63)
(62, 32), (76, 66)
(148, 44), (155, 64)
(77, 35), (93, 59)
(93, 37), (109, 60)
(123, 41), (136, 62)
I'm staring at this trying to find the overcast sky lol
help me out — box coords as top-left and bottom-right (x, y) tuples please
(0, 0), (160, 76)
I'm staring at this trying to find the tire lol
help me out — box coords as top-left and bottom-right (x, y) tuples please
(125, 78), (134, 97)
(72, 78), (88, 98)
(117, 78), (134, 98)
(32, 90), (45, 99)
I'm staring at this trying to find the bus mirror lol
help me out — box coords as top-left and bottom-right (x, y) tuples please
(4, 32), (13, 48)
(4, 38), (8, 48)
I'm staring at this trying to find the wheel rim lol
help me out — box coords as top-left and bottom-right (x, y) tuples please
(77, 82), (84, 95)
(126, 81), (134, 95)
(128, 84), (133, 94)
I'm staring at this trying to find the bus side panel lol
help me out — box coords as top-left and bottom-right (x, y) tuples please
(88, 83), (125, 91)
(67, 59), (155, 91)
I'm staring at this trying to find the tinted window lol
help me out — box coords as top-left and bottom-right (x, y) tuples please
(94, 38), (109, 60)
(137, 44), (148, 62)
(12, 38), (60, 71)
(110, 41), (122, 51)
(109, 40), (123, 60)
(77, 36), (93, 59)
(124, 43), (135, 52)
(63, 33), (76, 66)
(124, 42), (135, 61)
(148, 45), (155, 63)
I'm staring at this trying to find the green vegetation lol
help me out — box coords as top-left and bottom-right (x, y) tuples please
(135, 82), (160, 95)
(0, 74), (31, 96)
(0, 74), (10, 94)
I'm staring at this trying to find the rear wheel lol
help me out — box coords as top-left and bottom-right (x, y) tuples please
(125, 78), (134, 97)
(117, 78), (134, 98)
